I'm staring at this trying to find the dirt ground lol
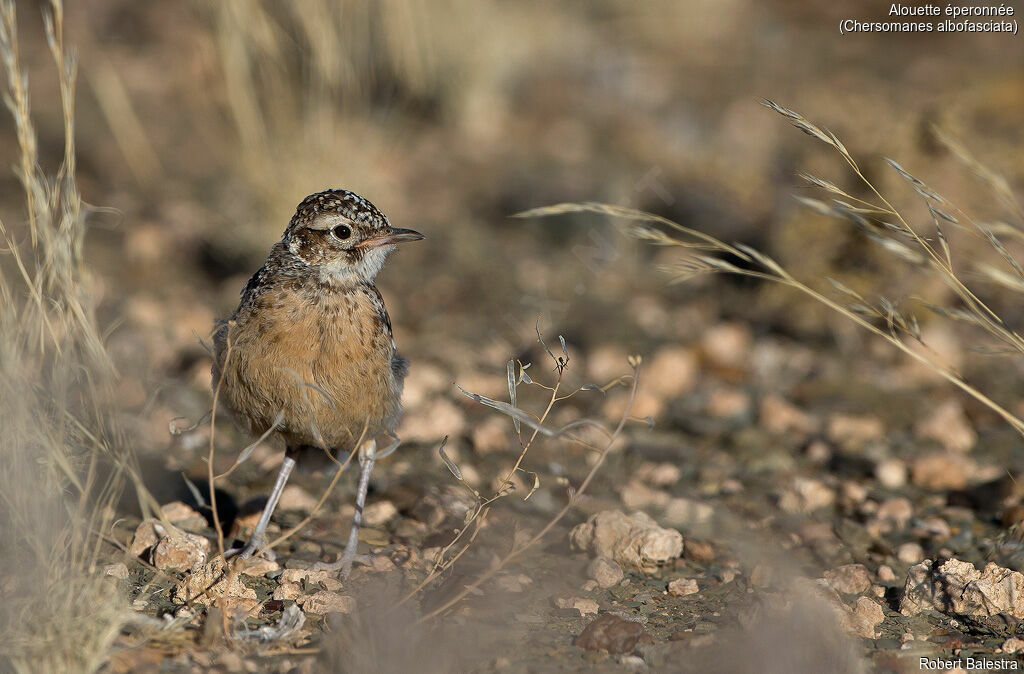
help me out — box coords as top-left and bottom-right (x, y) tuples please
(3, 1), (1024, 672)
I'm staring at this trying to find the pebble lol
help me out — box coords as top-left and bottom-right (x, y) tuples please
(759, 395), (817, 436)
(129, 519), (164, 559)
(901, 558), (1024, 618)
(700, 322), (752, 374)
(618, 655), (647, 671)
(667, 578), (699, 596)
(302, 590), (355, 615)
(683, 540), (715, 564)
(646, 346), (698, 398)
(153, 532), (210, 571)
(826, 414), (884, 447)
(875, 458), (907, 488)
(914, 400), (976, 452)
(633, 461), (682, 487)
(555, 596), (599, 616)
(362, 500), (398, 527)
(877, 565), (897, 583)
(875, 497), (913, 528)
(778, 477), (835, 514)
(470, 416), (509, 454)
(824, 564), (871, 595)
(706, 388), (751, 419)
(160, 501), (207, 529)
(575, 614), (654, 654)
(570, 510), (683, 574)
(173, 558), (258, 612)
(587, 556), (625, 589)
(896, 542), (924, 564)
(104, 563), (129, 580)
(662, 497), (714, 528)
(277, 485), (319, 512)
(273, 582), (302, 601)
(494, 574), (532, 593)
(399, 398), (466, 442)
(1002, 637), (1024, 654)
(911, 451), (976, 490)
(842, 597), (885, 638)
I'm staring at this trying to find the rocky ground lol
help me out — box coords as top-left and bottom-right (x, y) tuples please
(1, 3), (1018, 672)
(99, 316), (1024, 672)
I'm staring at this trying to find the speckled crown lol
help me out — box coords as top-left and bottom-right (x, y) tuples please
(288, 189), (390, 232)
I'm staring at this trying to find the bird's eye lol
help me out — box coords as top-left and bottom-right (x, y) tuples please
(331, 224), (352, 240)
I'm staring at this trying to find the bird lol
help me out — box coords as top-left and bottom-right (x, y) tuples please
(211, 188), (423, 576)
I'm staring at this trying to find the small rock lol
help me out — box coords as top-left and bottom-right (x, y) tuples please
(400, 398), (466, 442)
(494, 574), (532, 593)
(570, 510), (683, 573)
(911, 452), (976, 490)
(912, 516), (951, 541)
(839, 480), (868, 507)
(875, 458), (907, 488)
(667, 578), (699, 596)
(279, 568), (335, 586)
(575, 614), (654, 654)
(173, 558), (258, 611)
(827, 414), (884, 447)
(556, 596), (599, 616)
(646, 346), (698, 398)
(362, 500), (398, 527)
(805, 440), (831, 464)
(700, 322), (752, 375)
(875, 497), (913, 529)
(618, 654), (647, 671)
(914, 400), (976, 452)
(824, 564), (872, 595)
(877, 565), (897, 583)
(750, 564), (773, 587)
(896, 542), (924, 564)
(129, 519), (164, 559)
(104, 563), (129, 580)
(633, 462), (682, 487)
(470, 417), (508, 454)
(662, 497), (714, 527)
(1002, 637), (1024, 654)
(153, 532), (210, 571)
(160, 501), (207, 529)
(778, 477), (835, 514)
(587, 556), (624, 589)
(235, 557), (280, 577)
(901, 558), (1024, 618)
(302, 590), (355, 615)
(277, 485), (318, 512)
(620, 481), (669, 509)
(842, 597), (885, 638)
(683, 540), (715, 563)
(273, 582), (303, 601)
(706, 388), (750, 419)
(760, 395), (817, 436)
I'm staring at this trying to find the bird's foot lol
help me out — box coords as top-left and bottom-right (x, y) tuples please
(310, 552), (371, 578)
(223, 533), (276, 562)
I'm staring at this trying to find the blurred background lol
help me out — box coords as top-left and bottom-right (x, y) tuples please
(3, 0), (1024, 670)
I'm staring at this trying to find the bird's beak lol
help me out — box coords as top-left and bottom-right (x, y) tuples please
(355, 226), (425, 249)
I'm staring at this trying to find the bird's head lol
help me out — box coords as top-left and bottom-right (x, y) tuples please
(283, 189), (424, 281)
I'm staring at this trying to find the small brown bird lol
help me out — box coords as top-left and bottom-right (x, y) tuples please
(212, 189), (423, 575)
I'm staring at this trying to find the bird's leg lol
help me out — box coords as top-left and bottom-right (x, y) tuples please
(225, 448), (297, 561)
(312, 437), (377, 576)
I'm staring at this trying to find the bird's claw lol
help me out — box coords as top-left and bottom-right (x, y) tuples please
(224, 533), (276, 562)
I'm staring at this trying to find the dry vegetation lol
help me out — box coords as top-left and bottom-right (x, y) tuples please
(1, 1), (1023, 673)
